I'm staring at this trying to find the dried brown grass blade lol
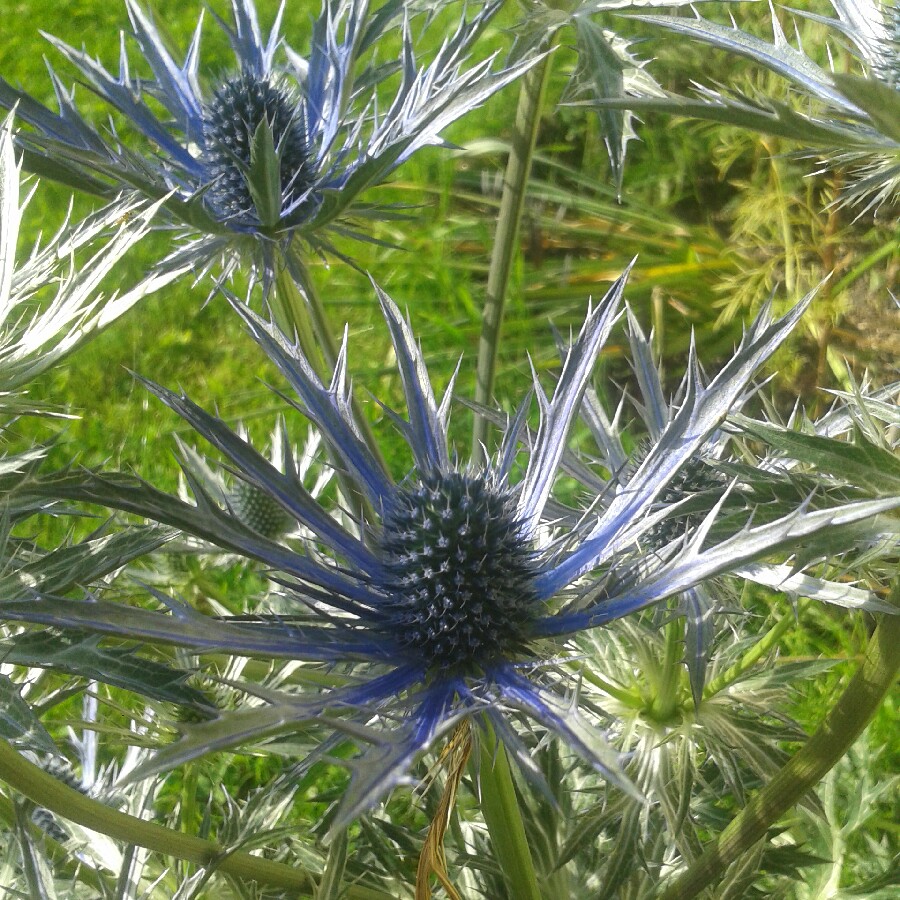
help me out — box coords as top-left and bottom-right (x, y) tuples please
(415, 720), (472, 900)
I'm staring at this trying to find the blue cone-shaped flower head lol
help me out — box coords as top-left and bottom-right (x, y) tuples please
(0, 0), (529, 280)
(7, 270), (899, 827)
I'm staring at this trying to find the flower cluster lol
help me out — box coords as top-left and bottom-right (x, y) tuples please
(0, 3), (897, 896)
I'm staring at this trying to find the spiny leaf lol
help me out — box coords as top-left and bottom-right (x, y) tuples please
(832, 73), (900, 143)
(734, 416), (900, 498)
(123, 704), (304, 785)
(1, 631), (211, 709)
(572, 17), (628, 196)
(248, 118), (282, 229)
(0, 674), (59, 755)
(0, 525), (174, 597)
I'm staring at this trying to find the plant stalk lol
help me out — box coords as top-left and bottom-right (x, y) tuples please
(273, 248), (389, 520)
(277, 246), (388, 471)
(651, 603), (684, 721)
(277, 245), (342, 373)
(476, 719), (543, 900)
(270, 254), (323, 371)
(0, 740), (390, 899)
(660, 610), (900, 900)
(703, 605), (798, 700)
(472, 53), (552, 463)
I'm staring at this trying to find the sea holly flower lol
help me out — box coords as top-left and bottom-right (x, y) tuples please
(139, 420), (335, 615)
(176, 417), (332, 543)
(4, 271), (898, 827)
(0, 0), (530, 282)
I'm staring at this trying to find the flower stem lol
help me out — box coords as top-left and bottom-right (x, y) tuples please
(276, 244), (350, 382)
(272, 249), (389, 518)
(703, 604), (798, 700)
(472, 53), (552, 463)
(286, 248), (388, 466)
(651, 603), (684, 722)
(0, 740), (390, 899)
(476, 719), (543, 900)
(660, 609), (900, 900)
(270, 254), (323, 371)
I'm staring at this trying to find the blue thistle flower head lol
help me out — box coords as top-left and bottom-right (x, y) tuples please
(378, 469), (541, 670)
(7, 269), (899, 828)
(0, 0), (529, 280)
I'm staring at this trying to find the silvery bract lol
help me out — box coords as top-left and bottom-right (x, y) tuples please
(575, 303), (897, 704)
(0, 0), (530, 282)
(614, 0), (900, 210)
(0, 112), (181, 412)
(5, 270), (897, 826)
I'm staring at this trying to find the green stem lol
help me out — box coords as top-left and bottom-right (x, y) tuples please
(293, 251), (388, 475)
(276, 246), (341, 375)
(651, 285), (665, 374)
(472, 52), (552, 463)
(476, 719), (543, 900)
(0, 740), (389, 899)
(273, 248), (389, 518)
(660, 611), (900, 900)
(830, 237), (899, 297)
(651, 603), (684, 721)
(703, 606), (798, 700)
(766, 145), (796, 297)
(271, 256), (323, 371)
(578, 664), (643, 707)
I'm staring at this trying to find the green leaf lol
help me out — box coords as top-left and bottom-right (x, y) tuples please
(734, 416), (900, 498)
(124, 704), (303, 784)
(1, 631), (210, 709)
(587, 95), (885, 149)
(316, 827), (349, 900)
(572, 18), (627, 194)
(0, 525), (173, 597)
(0, 674), (59, 755)
(248, 119), (283, 230)
(595, 802), (643, 900)
(832, 73), (900, 143)
(631, 13), (851, 111)
(305, 141), (409, 232)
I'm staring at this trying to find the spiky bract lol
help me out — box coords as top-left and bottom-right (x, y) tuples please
(0, 111), (181, 413)
(625, 0), (900, 211)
